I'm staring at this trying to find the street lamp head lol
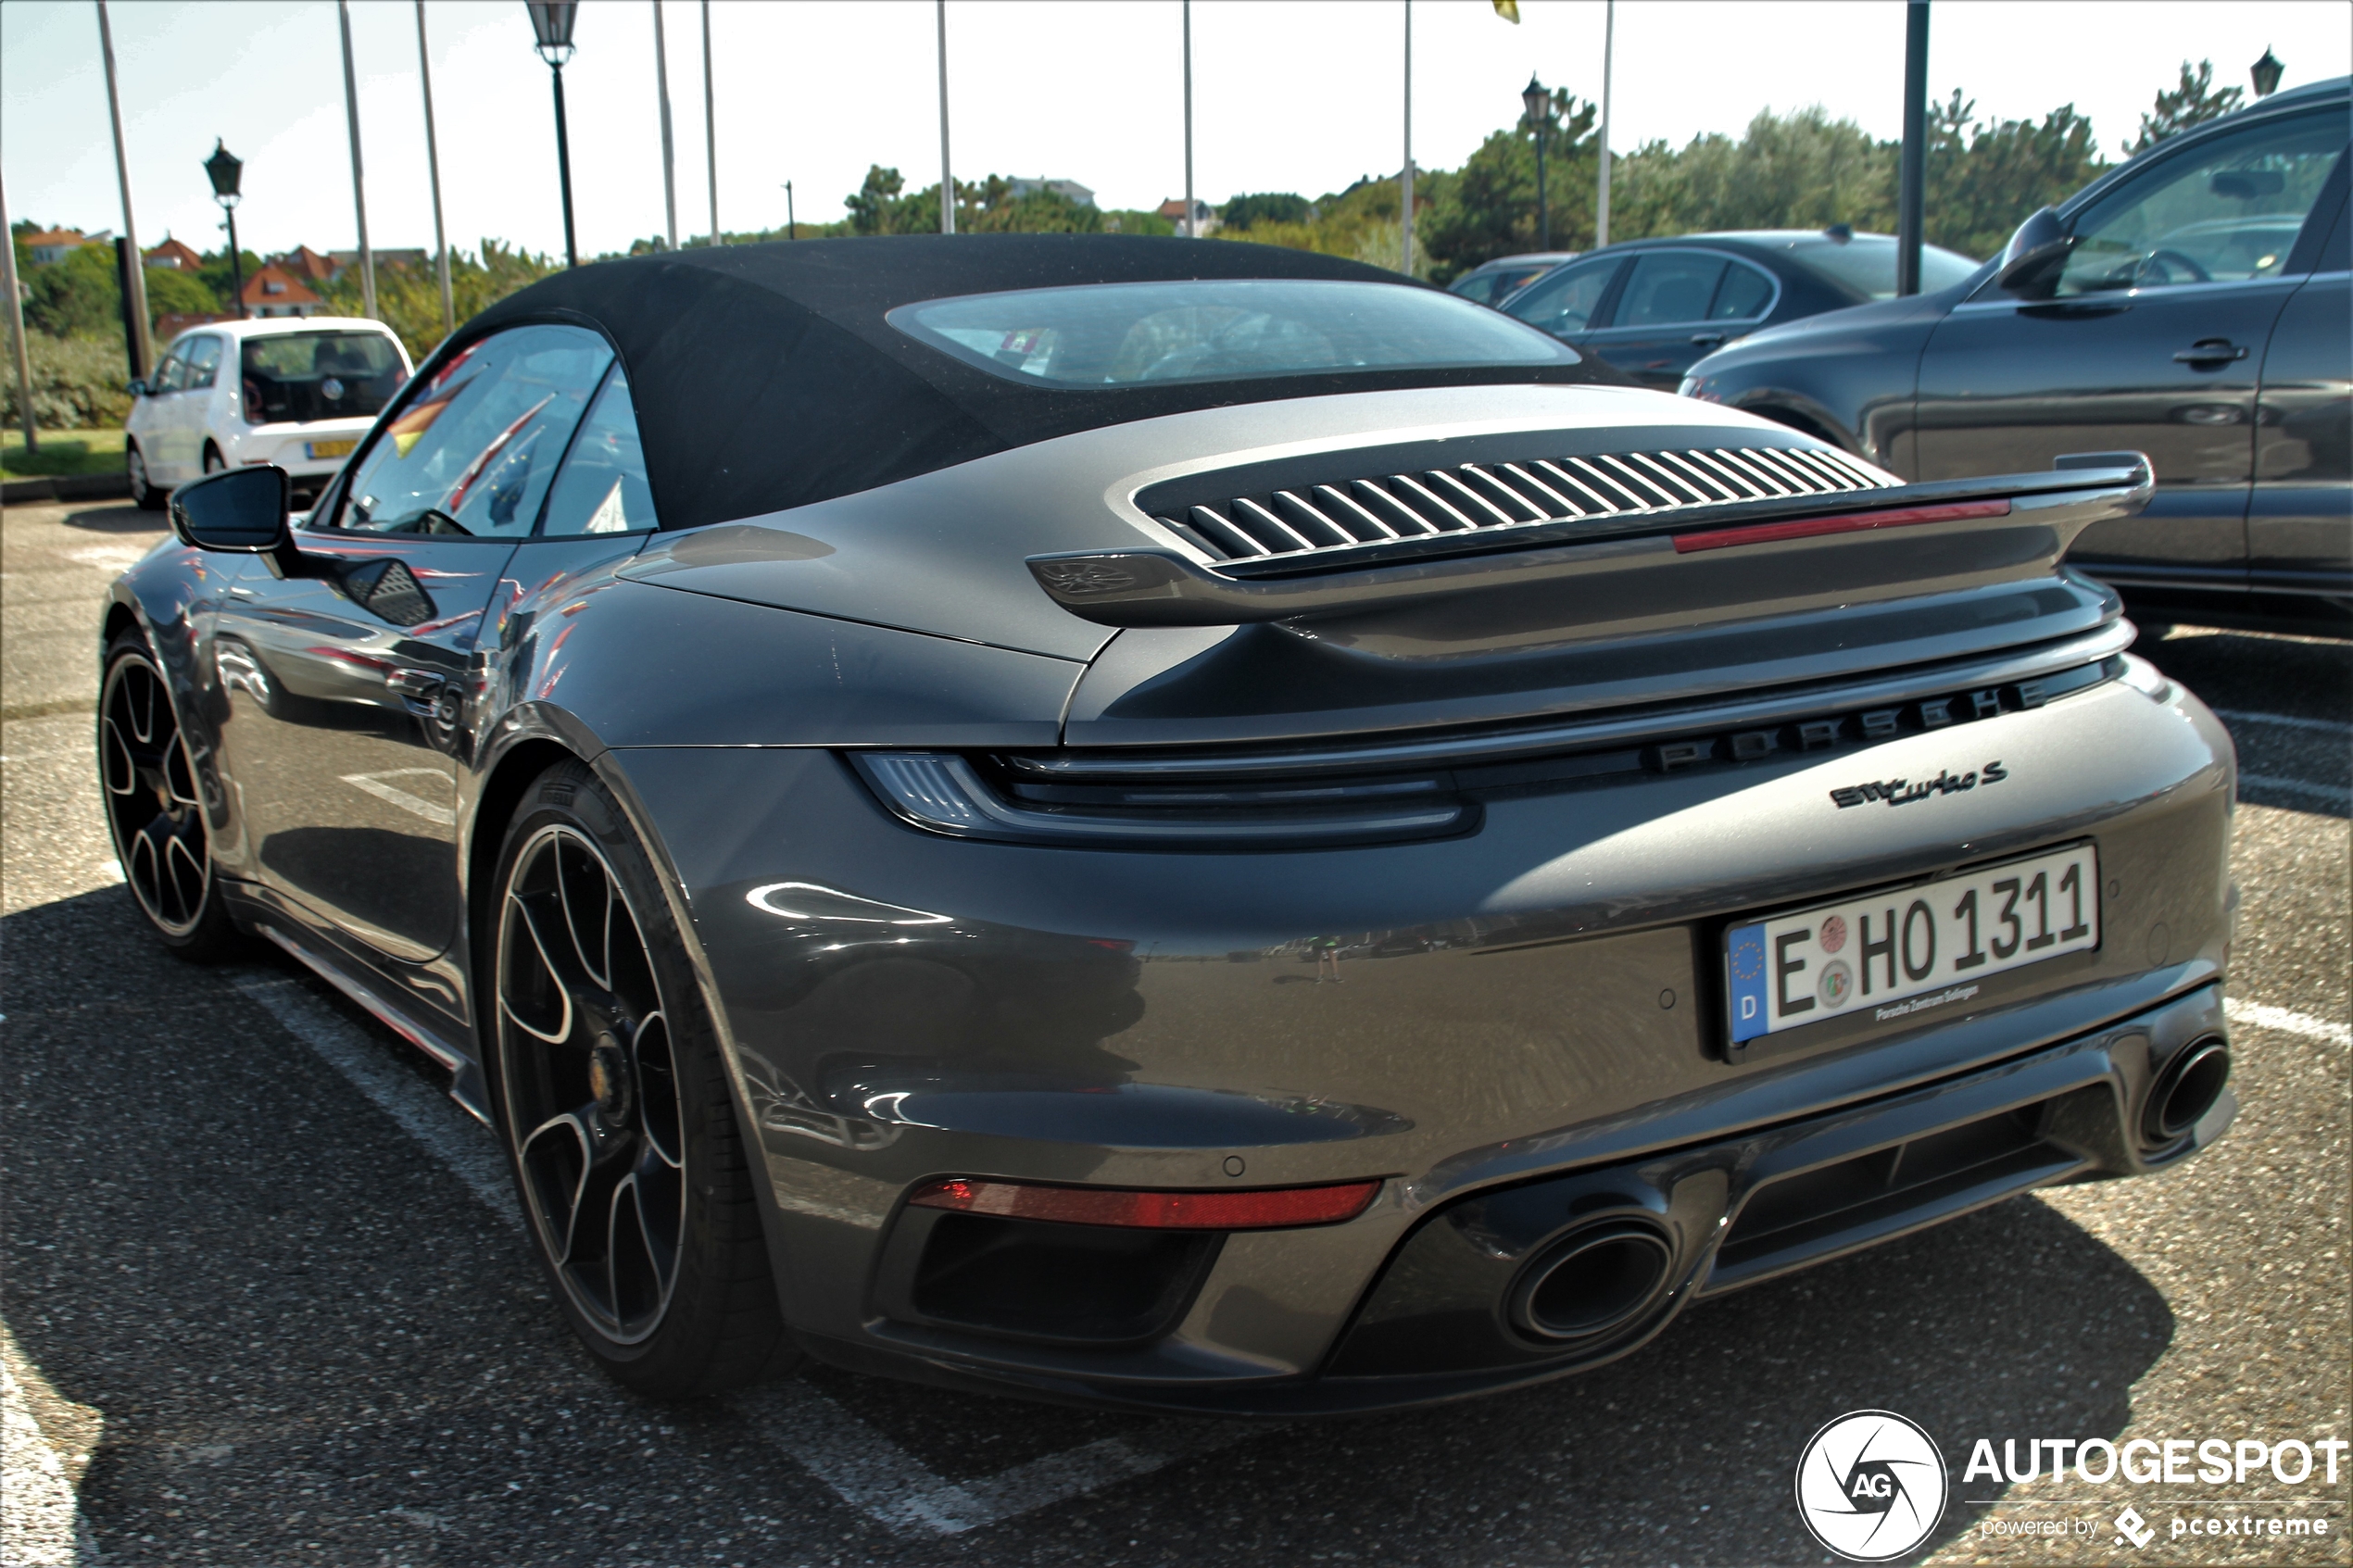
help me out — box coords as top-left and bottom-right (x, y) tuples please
(527, 0), (577, 66)
(2250, 47), (2284, 98)
(204, 139), (243, 206)
(1522, 74), (1551, 130)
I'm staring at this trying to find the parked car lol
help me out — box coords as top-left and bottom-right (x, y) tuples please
(126, 316), (413, 512)
(109, 235), (2234, 1414)
(1495, 229), (1980, 390)
(1446, 250), (1579, 307)
(1681, 76), (2352, 637)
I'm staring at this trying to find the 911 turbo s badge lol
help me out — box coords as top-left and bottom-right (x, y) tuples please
(1831, 760), (2007, 809)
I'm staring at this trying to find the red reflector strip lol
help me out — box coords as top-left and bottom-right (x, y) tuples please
(1671, 498), (2012, 554)
(908, 1175), (1382, 1230)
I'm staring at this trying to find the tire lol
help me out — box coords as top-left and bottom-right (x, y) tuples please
(98, 631), (242, 959)
(485, 759), (794, 1398)
(202, 443), (226, 474)
(126, 442), (166, 511)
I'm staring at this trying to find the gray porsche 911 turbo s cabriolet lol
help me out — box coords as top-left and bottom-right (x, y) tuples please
(105, 235), (2237, 1414)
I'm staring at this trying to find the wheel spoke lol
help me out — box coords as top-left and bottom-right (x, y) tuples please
(500, 892), (576, 1044)
(633, 1012), (683, 1168)
(518, 1113), (592, 1264)
(607, 1176), (668, 1333)
(556, 837), (613, 992)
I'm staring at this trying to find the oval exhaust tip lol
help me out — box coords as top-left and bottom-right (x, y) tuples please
(1507, 1220), (1675, 1342)
(2144, 1037), (2230, 1146)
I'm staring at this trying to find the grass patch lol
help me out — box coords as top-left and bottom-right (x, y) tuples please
(2, 428), (127, 479)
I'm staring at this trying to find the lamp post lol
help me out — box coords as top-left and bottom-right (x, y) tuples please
(527, 0), (580, 268)
(1522, 74), (1551, 252)
(2250, 48), (2284, 98)
(204, 140), (245, 320)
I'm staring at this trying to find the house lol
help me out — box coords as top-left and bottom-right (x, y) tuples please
(19, 227), (111, 266)
(1008, 178), (1095, 208)
(241, 263), (323, 318)
(145, 236), (206, 272)
(281, 245), (338, 284)
(1155, 197), (1219, 236)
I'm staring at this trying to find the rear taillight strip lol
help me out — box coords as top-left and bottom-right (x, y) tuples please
(1672, 498), (2013, 554)
(909, 1175), (1383, 1230)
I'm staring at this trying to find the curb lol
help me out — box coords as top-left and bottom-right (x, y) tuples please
(1, 472), (134, 505)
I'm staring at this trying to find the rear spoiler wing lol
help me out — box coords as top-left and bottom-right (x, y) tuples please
(1026, 453), (2152, 628)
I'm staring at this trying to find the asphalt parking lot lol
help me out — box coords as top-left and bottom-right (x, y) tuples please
(4, 496), (2347, 1568)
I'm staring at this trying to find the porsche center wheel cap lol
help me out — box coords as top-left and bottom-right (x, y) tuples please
(588, 1036), (633, 1124)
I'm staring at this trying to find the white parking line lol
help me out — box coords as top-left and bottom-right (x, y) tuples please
(2216, 709), (2353, 735)
(230, 972), (510, 1216)
(2239, 773), (2353, 810)
(2225, 998), (2353, 1049)
(0, 1324), (97, 1568)
(226, 964), (1248, 1537)
(338, 771), (459, 827)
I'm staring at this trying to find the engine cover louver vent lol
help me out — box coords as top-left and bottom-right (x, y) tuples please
(1156, 445), (1900, 563)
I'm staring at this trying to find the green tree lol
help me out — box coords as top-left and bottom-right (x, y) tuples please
(2130, 59), (2244, 154)
(320, 239), (559, 361)
(1221, 192), (1310, 231)
(1417, 89), (1598, 282)
(1926, 94), (2107, 259)
(14, 234), (220, 342)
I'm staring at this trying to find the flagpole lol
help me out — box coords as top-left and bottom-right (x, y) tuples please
(1595, 0), (1614, 249)
(1181, 0), (1194, 237)
(937, 0), (955, 234)
(1400, 0), (1413, 274)
(338, 0), (378, 319)
(701, 0), (719, 245)
(655, 2), (678, 250)
(415, 1), (453, 335)
(94, 0), (151, 378)
(1, 169), (38, 451)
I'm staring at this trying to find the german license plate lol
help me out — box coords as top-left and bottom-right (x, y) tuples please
(307, 438), (357, 460)
(1728, 844), (2098, 1045)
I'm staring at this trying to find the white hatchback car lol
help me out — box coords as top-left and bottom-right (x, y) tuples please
(125, 316), (413, 510)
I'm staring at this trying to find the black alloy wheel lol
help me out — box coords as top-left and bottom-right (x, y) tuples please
(489, 761), (792, 1397)
(127, 442), (165, 510)
(99, 633), (238, 956)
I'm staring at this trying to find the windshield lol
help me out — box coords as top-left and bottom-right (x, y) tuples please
(1780, 237), (1982, 300)
(889, 279), (1578, 387)
(241, 331), (405, 426)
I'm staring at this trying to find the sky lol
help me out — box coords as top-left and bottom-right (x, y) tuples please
(4, 1), (2347, 265)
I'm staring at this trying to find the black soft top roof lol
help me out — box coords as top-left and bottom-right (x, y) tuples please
(460, 234), (1613, 531)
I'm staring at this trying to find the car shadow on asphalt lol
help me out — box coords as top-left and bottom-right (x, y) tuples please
(2, 883), (2177, 1566)
(57, 503), (166, 535)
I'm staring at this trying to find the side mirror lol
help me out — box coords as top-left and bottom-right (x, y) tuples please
(1994, 207), (2077, 297)
(169, 465), (313, 579)
(126, 378), (148, 397)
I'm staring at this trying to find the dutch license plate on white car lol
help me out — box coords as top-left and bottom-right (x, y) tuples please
(1727, 844), (2099, 1045)
(307, 439), (357, 460)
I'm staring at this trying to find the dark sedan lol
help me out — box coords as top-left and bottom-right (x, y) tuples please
(1447, 251), (1580, 307)
(1681, 76), (2352, 636)
(1495, 228), (1980, 390)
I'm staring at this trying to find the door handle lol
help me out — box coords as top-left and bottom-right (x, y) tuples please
(1690, 332), (1728, 348)
(2173, 339), (2249, 365)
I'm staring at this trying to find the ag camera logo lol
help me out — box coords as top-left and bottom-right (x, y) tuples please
(1795, 1410), (1949, 1562)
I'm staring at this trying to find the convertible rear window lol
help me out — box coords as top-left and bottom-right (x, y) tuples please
(888, 279), (1578, 387)
(241, 331), (405, 425)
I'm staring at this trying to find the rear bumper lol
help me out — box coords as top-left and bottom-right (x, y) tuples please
(806, 981), (2231, 1414)
(603, 661), (2236, 1413)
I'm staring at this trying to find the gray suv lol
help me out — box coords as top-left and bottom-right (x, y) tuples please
(1681, 76), (2351, 636)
